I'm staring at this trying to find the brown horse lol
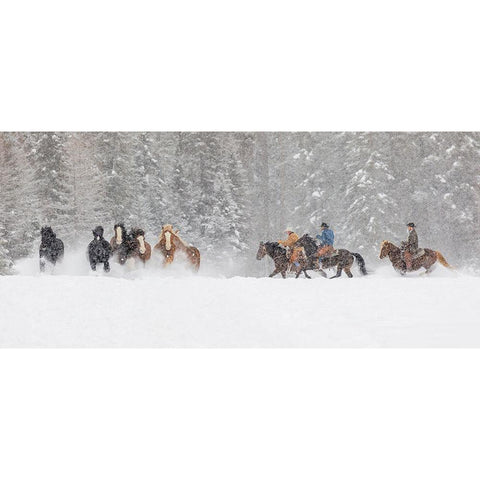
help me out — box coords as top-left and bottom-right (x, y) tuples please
(175, 241), (201, 272)
(154, 225), (200, 271)
(256, 241), (311, 278)
(130, 228), (152, 265)
(296, 234), (368, 278)
(110, 223), (136, 265)
(379, 240), (453, 275)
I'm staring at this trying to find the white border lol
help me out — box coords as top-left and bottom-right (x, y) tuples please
(1, 1), (479, 131)
(1, 350), (480, 480)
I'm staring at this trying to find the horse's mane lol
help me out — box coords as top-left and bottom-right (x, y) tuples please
(382, 240), (399, 249)
(41, 226), (55, 239)
(298, 233), (316, 243)
(114, 223), (127, 238)
(297, 234), (317, 256)
(131, 228), (145, 238)
(264, 242), (286, 257)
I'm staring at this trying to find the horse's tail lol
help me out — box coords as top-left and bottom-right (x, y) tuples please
(436, 251), (454, 270)
(352, 253), (368, 275)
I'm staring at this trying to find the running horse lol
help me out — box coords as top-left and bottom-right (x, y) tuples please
(296, 234), (368, 278)
(256, 241), (311, 278)
(110, 223), (136, 265)
(154, 225), (201, 271)
(87, 225), (112, 272)
(129, 228), (152, 265)
(379, 240), (453, 275)
(39, 226), (64, 272)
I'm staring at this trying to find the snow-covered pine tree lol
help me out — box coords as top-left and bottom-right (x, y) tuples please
(64, 133), (108, 245)
(0, 133), (41, 259)
(293, 132), (346, 236)
(250, 132), (275, 240)
(27, 132), (74, 243)
(169, 155), (195, 240)
(93, 132), (139, 229)
(0, 222), (14, 274)
(341, 132), (399, 258)
(438, 133), (480, 265)
(226, 154), (250, 252)
(174, 132), (224, 249)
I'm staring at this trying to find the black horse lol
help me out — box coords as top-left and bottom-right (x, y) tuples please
(296, 234), (368, 278)
(110, 223), (137, 265)
(256, 241), (311, 278)
(88, 226), (112, 272)
(39, 226), (64, 272)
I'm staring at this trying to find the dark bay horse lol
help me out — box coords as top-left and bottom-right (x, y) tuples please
(256, 242), (311, 278)
(110, 223), (137, 265)
(87, 226), (112, 272)
(130, 228), (152, 265)
(379, 240), (453, 275)
(39, 226), (64, 272)
(296, 234), (368, 278)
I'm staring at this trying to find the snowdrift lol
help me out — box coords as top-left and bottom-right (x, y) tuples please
(1, 255), (477, 347)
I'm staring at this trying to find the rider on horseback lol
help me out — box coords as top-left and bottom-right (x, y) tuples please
(279, 228), (302, 266)
(401, 222), (418, 271)
(316, 222), (335, 262)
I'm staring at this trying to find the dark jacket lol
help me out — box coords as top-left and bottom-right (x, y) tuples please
(405, 229), (418, 253)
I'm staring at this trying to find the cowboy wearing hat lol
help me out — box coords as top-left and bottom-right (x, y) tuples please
(316, 222), (335, 260)
(279, 228), (302, 266)
(401, 222), (418, 271)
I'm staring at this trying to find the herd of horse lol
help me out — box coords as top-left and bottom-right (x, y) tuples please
(39, 224), (201, 273)
(39, 225), (453, 278)
(256, 234), (453, 279)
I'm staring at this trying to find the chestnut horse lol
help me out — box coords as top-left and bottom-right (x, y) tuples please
(154, 225), (177, 266)
(379, 240), (453, 275)
(154, 225), (200, 271)
(130, 228), (152, 265)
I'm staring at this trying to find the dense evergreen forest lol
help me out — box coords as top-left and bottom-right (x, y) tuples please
(1, 132), (479, 275)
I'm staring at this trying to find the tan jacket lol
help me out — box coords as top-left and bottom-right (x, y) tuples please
(279, 232), (299, 248)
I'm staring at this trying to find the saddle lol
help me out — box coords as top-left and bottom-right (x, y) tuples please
(412, 248), (425, 259)
(317, 247), (338, 258)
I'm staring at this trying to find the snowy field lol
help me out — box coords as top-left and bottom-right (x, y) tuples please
(1, 252), (478, 347)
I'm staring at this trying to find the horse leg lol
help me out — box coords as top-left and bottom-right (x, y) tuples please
(303, 270), (311, 279)
(330, 267), (342, 279)
(318, 269), (327, 278)
(424, 262), (436, 275)
(344, 266), (353, 278)
(104, 261), (110, 273)
(269, 267), (280, 278)
(294, 263), (305, 278)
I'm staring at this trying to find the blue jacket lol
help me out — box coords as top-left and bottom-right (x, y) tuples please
(316, 229), (334, 246)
